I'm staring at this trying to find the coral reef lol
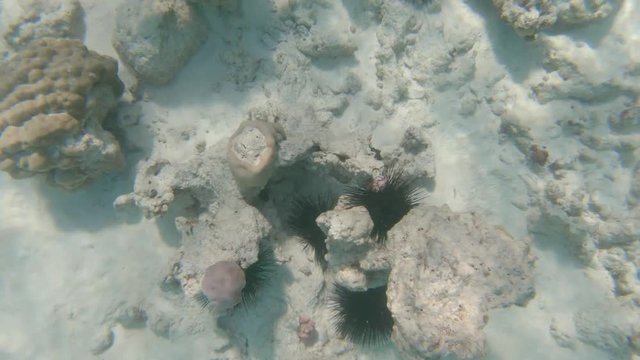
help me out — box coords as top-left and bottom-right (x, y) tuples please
(0, 37), (124, 189)
(112, 0), (209, 84)
(31, 0), (640, 358)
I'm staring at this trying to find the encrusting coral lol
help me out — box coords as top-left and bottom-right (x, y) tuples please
(0, 37), (124, 189)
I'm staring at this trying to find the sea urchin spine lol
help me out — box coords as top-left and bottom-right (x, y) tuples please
(330, 284), (394, 346)
(345, 164), (424, 244)
(286, 193), (337, 268)
(240, 241), (277, 307)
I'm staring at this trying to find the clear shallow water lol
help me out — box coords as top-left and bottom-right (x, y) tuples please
(0, 0), (638, 359)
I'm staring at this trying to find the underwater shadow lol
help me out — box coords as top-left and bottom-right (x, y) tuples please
(464, 0), (545, 83)
(254, 159), (348, 232)
(217, 247), (294, 360)
(526, 210), (587, 268)
(145, 0), (284, 110)
(154, 191), (201, 248)
(310, 55), (359, 72)
(36, 104), (152, 233)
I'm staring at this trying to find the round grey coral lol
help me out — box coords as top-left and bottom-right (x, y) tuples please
(201, 260), (246, 312)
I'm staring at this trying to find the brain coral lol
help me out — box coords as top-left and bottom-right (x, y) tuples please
(0, 37), (125, 189)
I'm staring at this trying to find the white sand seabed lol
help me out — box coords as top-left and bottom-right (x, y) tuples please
(1, 0), (639, 359)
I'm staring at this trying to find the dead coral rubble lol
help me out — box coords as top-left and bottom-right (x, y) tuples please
(492, 0), (619, 37)
(387, 205), (535, 360)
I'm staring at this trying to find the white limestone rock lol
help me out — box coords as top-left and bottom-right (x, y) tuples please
(317, 203), (392, 290)
(172, 199), (268, 299)
(114, 139), (237, 218)
(387, 205), (535, 360)
(408, 36), (477, 91)
(112, 0), (209, 84)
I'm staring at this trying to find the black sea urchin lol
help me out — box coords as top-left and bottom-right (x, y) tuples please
(286, 192), (337, 268)
(330, 284), (394, 346)
(345, 165), (424, 244)
(240, 242), (277, 307)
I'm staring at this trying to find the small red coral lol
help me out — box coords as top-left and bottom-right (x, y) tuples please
(297, 315), (318, 346)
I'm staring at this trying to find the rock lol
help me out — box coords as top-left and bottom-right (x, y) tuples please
(317, 204), (392, 290)
(172, 198), (269, 298)
(112, 0), (209, 84)
(387, 205), (535, 360)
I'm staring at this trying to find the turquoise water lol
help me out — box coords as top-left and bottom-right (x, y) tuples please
(0, 0), (638, 359)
